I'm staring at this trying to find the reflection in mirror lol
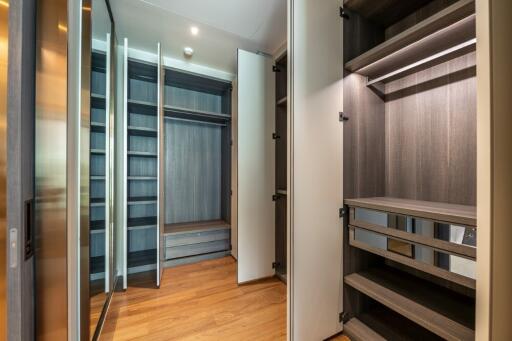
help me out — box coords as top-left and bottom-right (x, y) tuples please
(354, 207), (477, 248)
(352, 227), (476, 280)
(90, 0), (114, 338)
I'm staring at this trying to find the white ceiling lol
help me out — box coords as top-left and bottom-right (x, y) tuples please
(109, 0), (286, 74)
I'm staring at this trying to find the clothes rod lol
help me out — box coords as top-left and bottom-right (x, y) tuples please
(366, 38), (476, 86)
(164, 116), (227, 127)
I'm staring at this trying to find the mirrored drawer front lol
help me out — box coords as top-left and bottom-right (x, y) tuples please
(349, 226), (476, 289)
(349, 207), (476, 258)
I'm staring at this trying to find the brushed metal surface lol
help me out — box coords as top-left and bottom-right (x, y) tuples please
(0, 1), (8, 338)
(34, 0), (69, 339)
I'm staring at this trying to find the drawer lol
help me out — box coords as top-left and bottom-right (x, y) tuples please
(349, 226), (476, 289)
(348, 206), (476, 259)
(165, 228), (230, 248)
(165, 239), (230, 260)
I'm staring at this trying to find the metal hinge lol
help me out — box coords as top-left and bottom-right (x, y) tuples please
(272, 132), (281, 140)
(272, 65), (281, 73)
(339, 312), (347, 323)
(339, 7), (349, 19)
(272, 194), (279, 201)
(272, 261), (280, 269)
(339, 207), (346, 218)
(339, 112), (349, 122)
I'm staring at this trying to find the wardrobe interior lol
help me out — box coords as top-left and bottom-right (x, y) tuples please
(106, 0), (289, 295)
(342, 0), (477, 340)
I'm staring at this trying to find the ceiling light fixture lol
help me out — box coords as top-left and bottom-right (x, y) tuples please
(0, 0), (9, 8)
(183, 47), (194, 58)
(190, 26), (199, 36)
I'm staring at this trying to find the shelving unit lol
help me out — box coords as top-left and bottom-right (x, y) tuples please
(162, 67), (232, 267)
(90, 50), (107, 282)
(342, 0), (477, 339)
(345, 0), (475, 84)
(274, 53), (287, 280)
(125, 58), (159, 276)
(345, 266), (474, 340)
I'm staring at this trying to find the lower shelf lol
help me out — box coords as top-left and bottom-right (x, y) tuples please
(346, 303), (444, 341)
(345, 266), (475, 341)
(128, 249), (156, 268)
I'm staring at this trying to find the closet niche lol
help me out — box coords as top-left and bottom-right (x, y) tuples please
(163, 69), (232, 267)
(342, 0), (477, 339)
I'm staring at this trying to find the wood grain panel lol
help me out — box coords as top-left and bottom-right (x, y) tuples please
(164, 119), (222, 224)
(343, 73), (385, 199)
(385, 52), (476, 206)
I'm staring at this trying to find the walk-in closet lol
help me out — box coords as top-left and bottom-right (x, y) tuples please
(341, 0), (477, 339)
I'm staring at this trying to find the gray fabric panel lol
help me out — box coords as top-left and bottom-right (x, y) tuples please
(128, 228), (157, 252)
(128, 156), (157, 177)
(91, 70), (106, 95)
(128, 112), (156, 129)
(165, 119), (222, 224)
(129, 134), (157, 154)
(91, 131), (105, 150)
(129, 78), (157, 103)
(128, 203), (157, 219)
(165, 86), (222, 113)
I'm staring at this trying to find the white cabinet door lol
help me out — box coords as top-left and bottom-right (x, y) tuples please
(236, 49), (275, 283)
(122, 37), (129, 290)
(289, 0), (344, 339)
(157, 42), (164, 287)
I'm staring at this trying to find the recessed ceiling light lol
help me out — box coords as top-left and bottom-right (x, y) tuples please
(190, 26), (199, 36)
(184, 47), (194, 58)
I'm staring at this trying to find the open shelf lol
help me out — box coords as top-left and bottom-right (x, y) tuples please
(128, 176), (157, 181)
(127, 126), (157, 137)
(90, 220), (105, 231)
(127, 151), (157, 157)
(345, 266), (475, 340)
(127, 196), (157, 205)
(127, 249), (156, 268)
(128, 98), (157, 109)
(346, 303), (444, 341)
(165, 219), (230, 235)
(344, 0), (475, 82)
(345, 197), (476, 226)
(164, 105), (230, 125)
(128, 216), (157, 228)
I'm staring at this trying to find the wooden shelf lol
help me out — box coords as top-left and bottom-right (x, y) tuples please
(344, 0), (475, 79)
(345, 197), (476, 226)
(165, 220), (230, 235)
(164, 105), (230, 124)
(127, 151), (157, 157)
(344, 318), (385, 341)
(127, 196), (157, 205)
(127, 125), (157, 137)
(345, 266), (475, 341)
(128, 176), (157, 181)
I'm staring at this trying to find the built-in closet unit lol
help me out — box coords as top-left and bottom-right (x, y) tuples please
(273, 53), (287, 281)
(163, 68), (232, 267)
(122, 40), (164, 288)
(90, 49), (108, 291)
(341, 0), (477, 339)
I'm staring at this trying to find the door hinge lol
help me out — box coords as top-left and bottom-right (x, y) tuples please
(339, 7), (349, 19)
(272, 261), (280, 269)
(339, 112), (349, 122)
(272, 194), (279, 201)
(272, 132), (281, 140)
(339, 207), (347, 218)
(272, 65), (281, 73)
(339, 312), (347, 323)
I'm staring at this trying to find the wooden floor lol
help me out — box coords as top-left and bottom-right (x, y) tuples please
(100, 256), (349, 340)
(101, 257), (286, 340)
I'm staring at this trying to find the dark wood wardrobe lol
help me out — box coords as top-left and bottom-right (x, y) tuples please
(341, 0), (477, 339)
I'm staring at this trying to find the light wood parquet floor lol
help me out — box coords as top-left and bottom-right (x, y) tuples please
(100, 256), (349, 341)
